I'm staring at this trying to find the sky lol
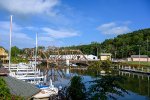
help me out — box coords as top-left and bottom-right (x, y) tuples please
(0, 0), (150, 49)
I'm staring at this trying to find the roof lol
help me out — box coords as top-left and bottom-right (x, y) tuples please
(2, 76), (40, 99)
(100, 53), (112, 56)
(131, 55), (148, 58)
(0, 67), (9, 76)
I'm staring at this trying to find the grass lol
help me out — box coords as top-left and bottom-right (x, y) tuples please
(121, 61), (150, 67)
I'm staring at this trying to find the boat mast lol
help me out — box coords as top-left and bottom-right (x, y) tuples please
(34, 33), (38, 82)
(9, 15), (13, 71)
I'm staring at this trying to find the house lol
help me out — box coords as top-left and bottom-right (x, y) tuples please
(130, 55), (149, 62)
(0, 47), (9, 63)
(100, 53), (112, 61)
(0, 67), (41, 99)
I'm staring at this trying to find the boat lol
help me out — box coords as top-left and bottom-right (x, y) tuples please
(7, 15), (44, 84)
(34, 79), (58, 99)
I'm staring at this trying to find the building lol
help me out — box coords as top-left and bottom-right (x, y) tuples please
(0, 47), (8, 63)
(100, 53), (112, 61)
(0, 67), (41, 99)
(130, 55), (149, 62)
(49, 54), (98, 60)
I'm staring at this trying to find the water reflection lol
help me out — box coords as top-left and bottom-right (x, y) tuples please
(43, 68), (150, 100)
(118, 71), (150, 99)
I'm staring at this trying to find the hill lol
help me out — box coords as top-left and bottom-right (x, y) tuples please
(62, 28), (150, 58)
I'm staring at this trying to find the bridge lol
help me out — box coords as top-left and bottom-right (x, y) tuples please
(25, 49), (90, 67)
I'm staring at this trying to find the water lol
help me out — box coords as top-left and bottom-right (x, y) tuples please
(44, 68), (150, 100)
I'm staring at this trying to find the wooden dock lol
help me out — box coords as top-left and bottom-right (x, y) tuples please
(118, 65), (150, 75)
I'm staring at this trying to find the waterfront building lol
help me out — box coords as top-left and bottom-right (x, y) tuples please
(0, 47), (8, 63)
(49, 54), (98, 60)
(0, 67), (41, 99)
(128, 55), (150, 62)
(100, 53), (112, 61)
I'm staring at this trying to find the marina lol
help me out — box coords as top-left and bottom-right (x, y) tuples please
(0, 0), (150, 100)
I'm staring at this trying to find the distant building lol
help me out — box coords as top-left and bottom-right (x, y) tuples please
(49, 54), (98, 60)
(85, 55), (98, 60)
(100, 53), (112, 61)
(130, 55), (149, 62)
(0, 47), (8, 63)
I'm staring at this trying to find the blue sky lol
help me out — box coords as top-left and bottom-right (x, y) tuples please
(0, 0), (150, 49)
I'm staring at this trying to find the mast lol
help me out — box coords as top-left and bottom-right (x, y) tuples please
(34, 33), (38, 82)
(9, 15), (13, 71)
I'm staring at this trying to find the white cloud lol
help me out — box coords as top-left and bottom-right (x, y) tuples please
(0, 21), (22, 31)
(97, 22), (131, 35)
(42, 27), (79, 38)
(0, 0), (59, 15)
(0, 20), (80, 49)
(0, 21), (34, 49)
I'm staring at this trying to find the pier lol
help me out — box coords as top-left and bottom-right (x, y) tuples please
(118, 65), (150, 75)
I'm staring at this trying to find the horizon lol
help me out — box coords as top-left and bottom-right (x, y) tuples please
(0, 0), (150, 49)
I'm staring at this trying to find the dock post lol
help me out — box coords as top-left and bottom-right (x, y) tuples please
(122, 65), (123, 69)
(142, 67), (143, 72)
(142, 75), (144, 80)
(119, 65), (120, 69)
(133, 73), (134, 78)
(129, 66), (131, 70)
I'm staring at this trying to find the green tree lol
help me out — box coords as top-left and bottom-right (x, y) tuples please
(64, 76), (87, 100)
(0, 78), (11, 99)
(11, 46), (21, 57)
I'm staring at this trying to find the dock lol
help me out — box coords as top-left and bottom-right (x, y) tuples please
(118, 65), (150, 75)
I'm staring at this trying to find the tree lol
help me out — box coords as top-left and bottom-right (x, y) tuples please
(0, 78), (11, 99)
(63, 76), (87, 100)
(11, 46), (21, 57)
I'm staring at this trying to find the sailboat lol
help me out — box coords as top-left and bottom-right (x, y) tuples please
(34, 33), (58, 98)
(34, 78), (58, 99)
(7, 15), (44, 84)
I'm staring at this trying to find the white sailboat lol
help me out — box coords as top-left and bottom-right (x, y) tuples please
(34, 79), (58, 99)
(8, 16), (44, 84)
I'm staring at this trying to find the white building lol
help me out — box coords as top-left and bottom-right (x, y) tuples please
(49, 54), (98, 60)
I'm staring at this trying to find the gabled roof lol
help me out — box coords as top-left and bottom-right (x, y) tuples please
(2, 76), (40, 99)
(131, 55), (148, 58)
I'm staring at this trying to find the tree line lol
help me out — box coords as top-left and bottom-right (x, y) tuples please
(62, 28), (150, 58)
(1, 28), (150, 60)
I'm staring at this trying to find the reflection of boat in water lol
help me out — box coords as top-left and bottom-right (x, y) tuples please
(34, 79), (58, 99)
